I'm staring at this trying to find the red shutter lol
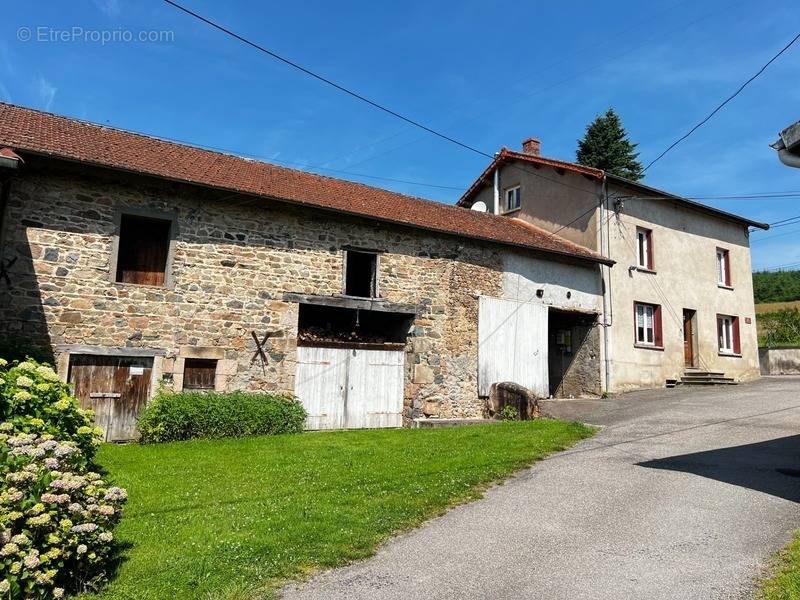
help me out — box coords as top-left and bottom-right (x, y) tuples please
(654, 304), (663, 347)
(646, 230), (654, 270)
(724, 251), (731, 286)
(732, 316), (741, 354)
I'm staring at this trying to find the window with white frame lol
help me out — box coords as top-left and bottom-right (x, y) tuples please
(634, 302), (660, 346)
(717, 248), (731, 286)
(636, 227), (653, 270)
(717, 314), (740, 355)
(505, 186), (521, 212)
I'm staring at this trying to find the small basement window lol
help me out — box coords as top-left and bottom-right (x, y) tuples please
(344, 250), (378, 298)
(115, 214), (172, 286)
(183, 358), (218, 391)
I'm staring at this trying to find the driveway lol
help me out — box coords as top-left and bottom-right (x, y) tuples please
(281, 377), (800, 600)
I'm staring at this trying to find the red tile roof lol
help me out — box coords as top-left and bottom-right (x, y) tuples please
(0, 103), (610, 265)
(457, 147), (604, 207)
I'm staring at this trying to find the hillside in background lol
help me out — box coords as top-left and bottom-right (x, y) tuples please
(753, 270), (800, 304)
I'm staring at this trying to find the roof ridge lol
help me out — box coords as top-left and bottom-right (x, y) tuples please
(0, 102), (613, 265)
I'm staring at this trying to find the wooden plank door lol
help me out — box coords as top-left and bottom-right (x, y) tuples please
(68, 355), (153, 441)
(478, 297), (549, 397)
(295, 346), (348, 430)
(683, 310), (695, 367)
(346, 349), (404, 428)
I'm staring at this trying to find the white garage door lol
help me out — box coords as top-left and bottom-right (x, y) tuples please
(478, 296), (549, 397)
(295, 346), (404, 430)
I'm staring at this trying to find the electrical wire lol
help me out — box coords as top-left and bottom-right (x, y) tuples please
(644, 30), (800, 172)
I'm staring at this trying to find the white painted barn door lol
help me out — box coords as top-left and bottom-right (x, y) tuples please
(478, 296), (548, 397)
(295, 347), (404, 430)
(294, 347), (348, 430)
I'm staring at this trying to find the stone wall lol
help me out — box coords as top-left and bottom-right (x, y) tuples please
(759, 347), (800, 375)
(0, 159), (522, 420)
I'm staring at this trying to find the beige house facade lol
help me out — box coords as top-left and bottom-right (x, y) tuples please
(460, 139), (768, 393)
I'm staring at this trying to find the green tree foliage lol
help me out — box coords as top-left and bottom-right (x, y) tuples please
(576, 108), (644, 181)
(753, 270), (800, 303)
(759, 309), (800, 347)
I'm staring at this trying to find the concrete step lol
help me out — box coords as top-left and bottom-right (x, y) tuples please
(683, 369), (726, 377)
(680, 376), (737, 385)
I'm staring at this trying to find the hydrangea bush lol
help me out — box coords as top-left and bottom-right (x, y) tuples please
(0, 360), (101, 461)
(0, 359), (128, 599)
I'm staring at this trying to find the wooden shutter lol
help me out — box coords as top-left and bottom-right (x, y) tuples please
(732, 316), (741, 354)
(116, 215), (171, 286)
(183, 359), (217, 390)
(654, 305), (663, 347)
(724, 251), (731, 286)
(646, 230), (654, 270)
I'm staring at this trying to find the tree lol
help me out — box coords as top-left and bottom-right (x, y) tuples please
(576, 108), (644, 181)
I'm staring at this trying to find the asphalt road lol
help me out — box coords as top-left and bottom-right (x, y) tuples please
(281, 377), (800, 600)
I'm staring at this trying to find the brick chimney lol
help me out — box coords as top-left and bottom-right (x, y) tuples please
(521, 137), (541, 156)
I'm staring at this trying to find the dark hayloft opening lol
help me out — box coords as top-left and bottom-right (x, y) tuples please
(344, 250), (377, 298)
(298, 303), (411, 347)
(116, 214), (171, 286)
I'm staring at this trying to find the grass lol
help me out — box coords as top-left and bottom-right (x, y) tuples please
(84, 420), (593, 600)
(760, 531), (800, 600)
(756, 301), (800, 314)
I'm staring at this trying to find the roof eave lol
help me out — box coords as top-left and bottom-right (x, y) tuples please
(606, 174), (770, 230)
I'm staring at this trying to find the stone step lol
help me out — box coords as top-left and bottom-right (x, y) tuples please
(412, 418), (497, 428)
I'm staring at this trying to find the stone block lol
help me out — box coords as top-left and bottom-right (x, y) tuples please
(413, 364), (435, 384)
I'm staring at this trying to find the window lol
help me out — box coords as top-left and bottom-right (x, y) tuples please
(504, 186), (521, 212)
(717, 248), (731, 287)
(717, 315), (740, 355)
(115, 214), (172, 286)
(183, 358), (217, 390)
(634, 302), (662, 347)
(636, 227), (653, 270)
(344, 250), (378, 298)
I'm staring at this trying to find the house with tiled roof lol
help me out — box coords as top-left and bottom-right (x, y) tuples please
(0, 103), (611, 438)
(459, 137), (768, 392)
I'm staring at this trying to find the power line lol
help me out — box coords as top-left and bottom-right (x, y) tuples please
(162, 0), (621, 206)
(751, 226), (800, 244)
(644, 30), (800, 172)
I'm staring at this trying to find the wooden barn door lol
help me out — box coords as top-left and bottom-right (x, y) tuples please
(478, 297), (549, 398)
(68, 355), (154, 441)
(295, 346), (404, 430)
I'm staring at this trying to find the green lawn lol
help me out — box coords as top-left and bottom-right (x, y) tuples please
(760, 531), (800, 600)
(85, 420), (593, 600)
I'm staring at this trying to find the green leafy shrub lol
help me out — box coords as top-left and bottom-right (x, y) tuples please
(137, 391), (306, 443)
(759, 309), (800, 347)
(0, 360), (101, 461)
(0, 359), (127, 599)
(499, 405), (519, 421)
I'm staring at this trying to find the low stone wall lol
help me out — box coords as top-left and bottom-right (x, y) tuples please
(759, 347), (800, 375)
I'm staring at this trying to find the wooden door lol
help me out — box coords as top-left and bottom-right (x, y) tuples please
(68, 355), (154, 441)
(294, 346), (404, 430)
(478, 296), (549, 397)
(346, 349), (404, 428)
(683, 310), (695, 367)
(294, 346), (348, 430)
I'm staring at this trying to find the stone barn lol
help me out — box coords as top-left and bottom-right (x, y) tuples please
(0, 103), (611, 437)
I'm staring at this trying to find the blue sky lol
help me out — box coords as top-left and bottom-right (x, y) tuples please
(2, 0), (799, 270)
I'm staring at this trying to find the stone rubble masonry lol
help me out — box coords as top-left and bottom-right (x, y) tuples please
(0, 159), (520, 421)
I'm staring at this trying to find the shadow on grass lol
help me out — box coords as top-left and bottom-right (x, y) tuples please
(639, 434), (800, 503)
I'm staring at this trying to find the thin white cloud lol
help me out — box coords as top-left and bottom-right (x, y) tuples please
(93, 0), (121, 17)
(36, 77), (57, 111)
(0, 80), (11, 102)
